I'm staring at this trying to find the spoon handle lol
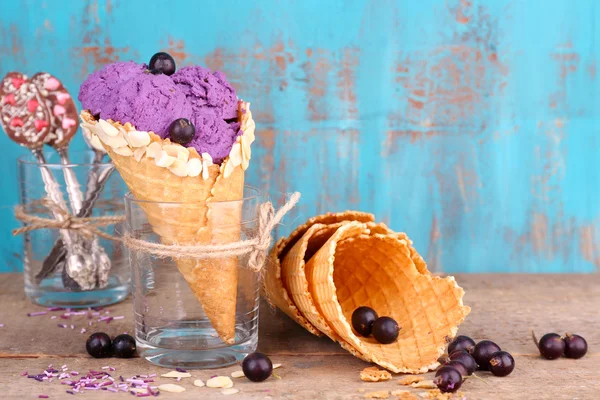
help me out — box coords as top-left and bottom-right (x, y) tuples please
(57, 147), (84, 214)
(31, 148), (74, 247)
(36, 160), (115, 282)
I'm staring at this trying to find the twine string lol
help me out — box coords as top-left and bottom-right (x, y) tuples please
(13, 193), (301, 272)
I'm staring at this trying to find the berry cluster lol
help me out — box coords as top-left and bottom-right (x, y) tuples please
(534, 332), (587, 360)
(434, 335), (515, 393)
(85, 332), (136, 359)
(351, 306), (400, 344)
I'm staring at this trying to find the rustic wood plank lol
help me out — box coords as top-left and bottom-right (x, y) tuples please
(0, 274), (598, 399)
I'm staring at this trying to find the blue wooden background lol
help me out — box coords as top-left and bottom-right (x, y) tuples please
(1, 0), (599, 273)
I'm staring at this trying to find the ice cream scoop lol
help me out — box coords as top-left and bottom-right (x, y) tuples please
(0, 72), (96, 290)
(78, 60), (242, 163)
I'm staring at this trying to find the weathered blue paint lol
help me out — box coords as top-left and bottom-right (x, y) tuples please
(0, 0), (598, 273)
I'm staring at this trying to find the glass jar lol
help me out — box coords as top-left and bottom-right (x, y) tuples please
(125, 186), (262, 369)
(18, 151), (129, 307)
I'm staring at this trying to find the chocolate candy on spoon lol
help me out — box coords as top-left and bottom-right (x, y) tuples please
(0, 72), (96, 290)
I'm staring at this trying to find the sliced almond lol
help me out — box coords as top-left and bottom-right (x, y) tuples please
(145, 142), (162, 159)
(193, 379), (205, 387)
(161, 371), (192, 378)
(206, 376), (233, 388)
(133, 147), (146, 162)
(157, 384), (185, 393)
(155, 151), (176, 167)
(186, 158), (202, 177)
(98, 120), (119, 137)
(168, 159), (188, 177)
(272, 363), (282, 370)
(221, 388), (240, 395)
(126, 130), (151, 147)
(231, 370), (245, 378)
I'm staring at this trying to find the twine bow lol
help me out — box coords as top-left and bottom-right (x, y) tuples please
(13, 198), (125, 241)
(122, 192), (301, 272)
(13, 193), (301, 273)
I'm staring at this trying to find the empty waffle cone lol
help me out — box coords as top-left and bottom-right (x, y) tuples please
(263, 211), (375, 337)
(83, 111), (243, 345)
(307, 224), (470, 373)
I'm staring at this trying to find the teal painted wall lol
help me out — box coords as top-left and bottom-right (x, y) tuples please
(1, 0), (599, 273)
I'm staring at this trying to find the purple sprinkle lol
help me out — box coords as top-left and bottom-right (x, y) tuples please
(70, 372), (79, 376)
(28, 311), (47, 317)
(0, 323), (4, 327)
(38, 396), (49, 399)
(119, 376), (124, 382)
(57, 324), (67, 328)
(175, 368), (187, 373)
(66, 391), (74, 395)
(137, 394), (151, 398)
(109, 367), (116, 372)
(107, 387), (119, 393)
(147, 387), (155, 396)
(113, 316), (125, 320)
(47, 307), (64, 311)
(211, 375), (217, 378)
(51, 316), (57, 320)
(130, 391), (136, 396)
(148, 374), (156, 378)
(21, 371), (28, 376)
(28, 375), (36, 379)
(60, 315), (70, 320)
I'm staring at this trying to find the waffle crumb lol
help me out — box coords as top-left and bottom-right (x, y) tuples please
(392, 391), (419, 400)
(359, 388), (366, 393)
(398, 376), (424, 385)
(410, 380), (437, 389)
(361, 366), (393, 382)
(417, 389), (453, 399)
(365, 391), (390, 399)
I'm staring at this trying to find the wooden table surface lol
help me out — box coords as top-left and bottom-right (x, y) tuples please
(0, 274), (598, 400)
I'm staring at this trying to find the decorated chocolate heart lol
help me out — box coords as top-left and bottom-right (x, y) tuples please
(31, 72), (78, 149)
(0, 72), (53, 148)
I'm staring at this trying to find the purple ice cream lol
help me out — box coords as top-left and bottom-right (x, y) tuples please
(172, 66), (238, 120)
(106, 73), (192, 137)
(78, 60), (242, 163)
(78, 61), (145, 117)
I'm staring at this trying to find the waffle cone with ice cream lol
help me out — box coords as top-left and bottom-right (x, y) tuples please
(266, 215), (470, 372)
(78, 55), (255, 344)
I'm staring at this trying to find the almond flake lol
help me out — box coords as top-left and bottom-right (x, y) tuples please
(157, 384), (185, 393)
(221, 388), (240, 395)
(206, 376), (233, 388)
(360, 366), (392, 382)
(193, 379), (205, 387)
(145, 142), (162, 159)
(231, 370), (245, 378)
(398, 376), (424, 386)
(272, 363), (282, 369)
(410, 380), (437, 389)
(161, 371), (192, 378)
(365, 391), (389, 399)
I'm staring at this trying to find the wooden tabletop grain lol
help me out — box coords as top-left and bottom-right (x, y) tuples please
(0, 274), (598, 399)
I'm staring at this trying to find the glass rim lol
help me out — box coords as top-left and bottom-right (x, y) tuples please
(17, 151), (114, 168)
(124, 185), (262, 206)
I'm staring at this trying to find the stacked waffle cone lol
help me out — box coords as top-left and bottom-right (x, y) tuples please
(265, 212), (471, 373)
(80, 103), (254, 345)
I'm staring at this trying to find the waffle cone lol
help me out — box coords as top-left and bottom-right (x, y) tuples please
(99, 124), (243, 345)
(263, 211), (375, 337)
(307, 222), (471, 373)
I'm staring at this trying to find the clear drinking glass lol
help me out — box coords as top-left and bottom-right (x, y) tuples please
(18, 151), (129, 307)
(126, 186), (262, 369)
